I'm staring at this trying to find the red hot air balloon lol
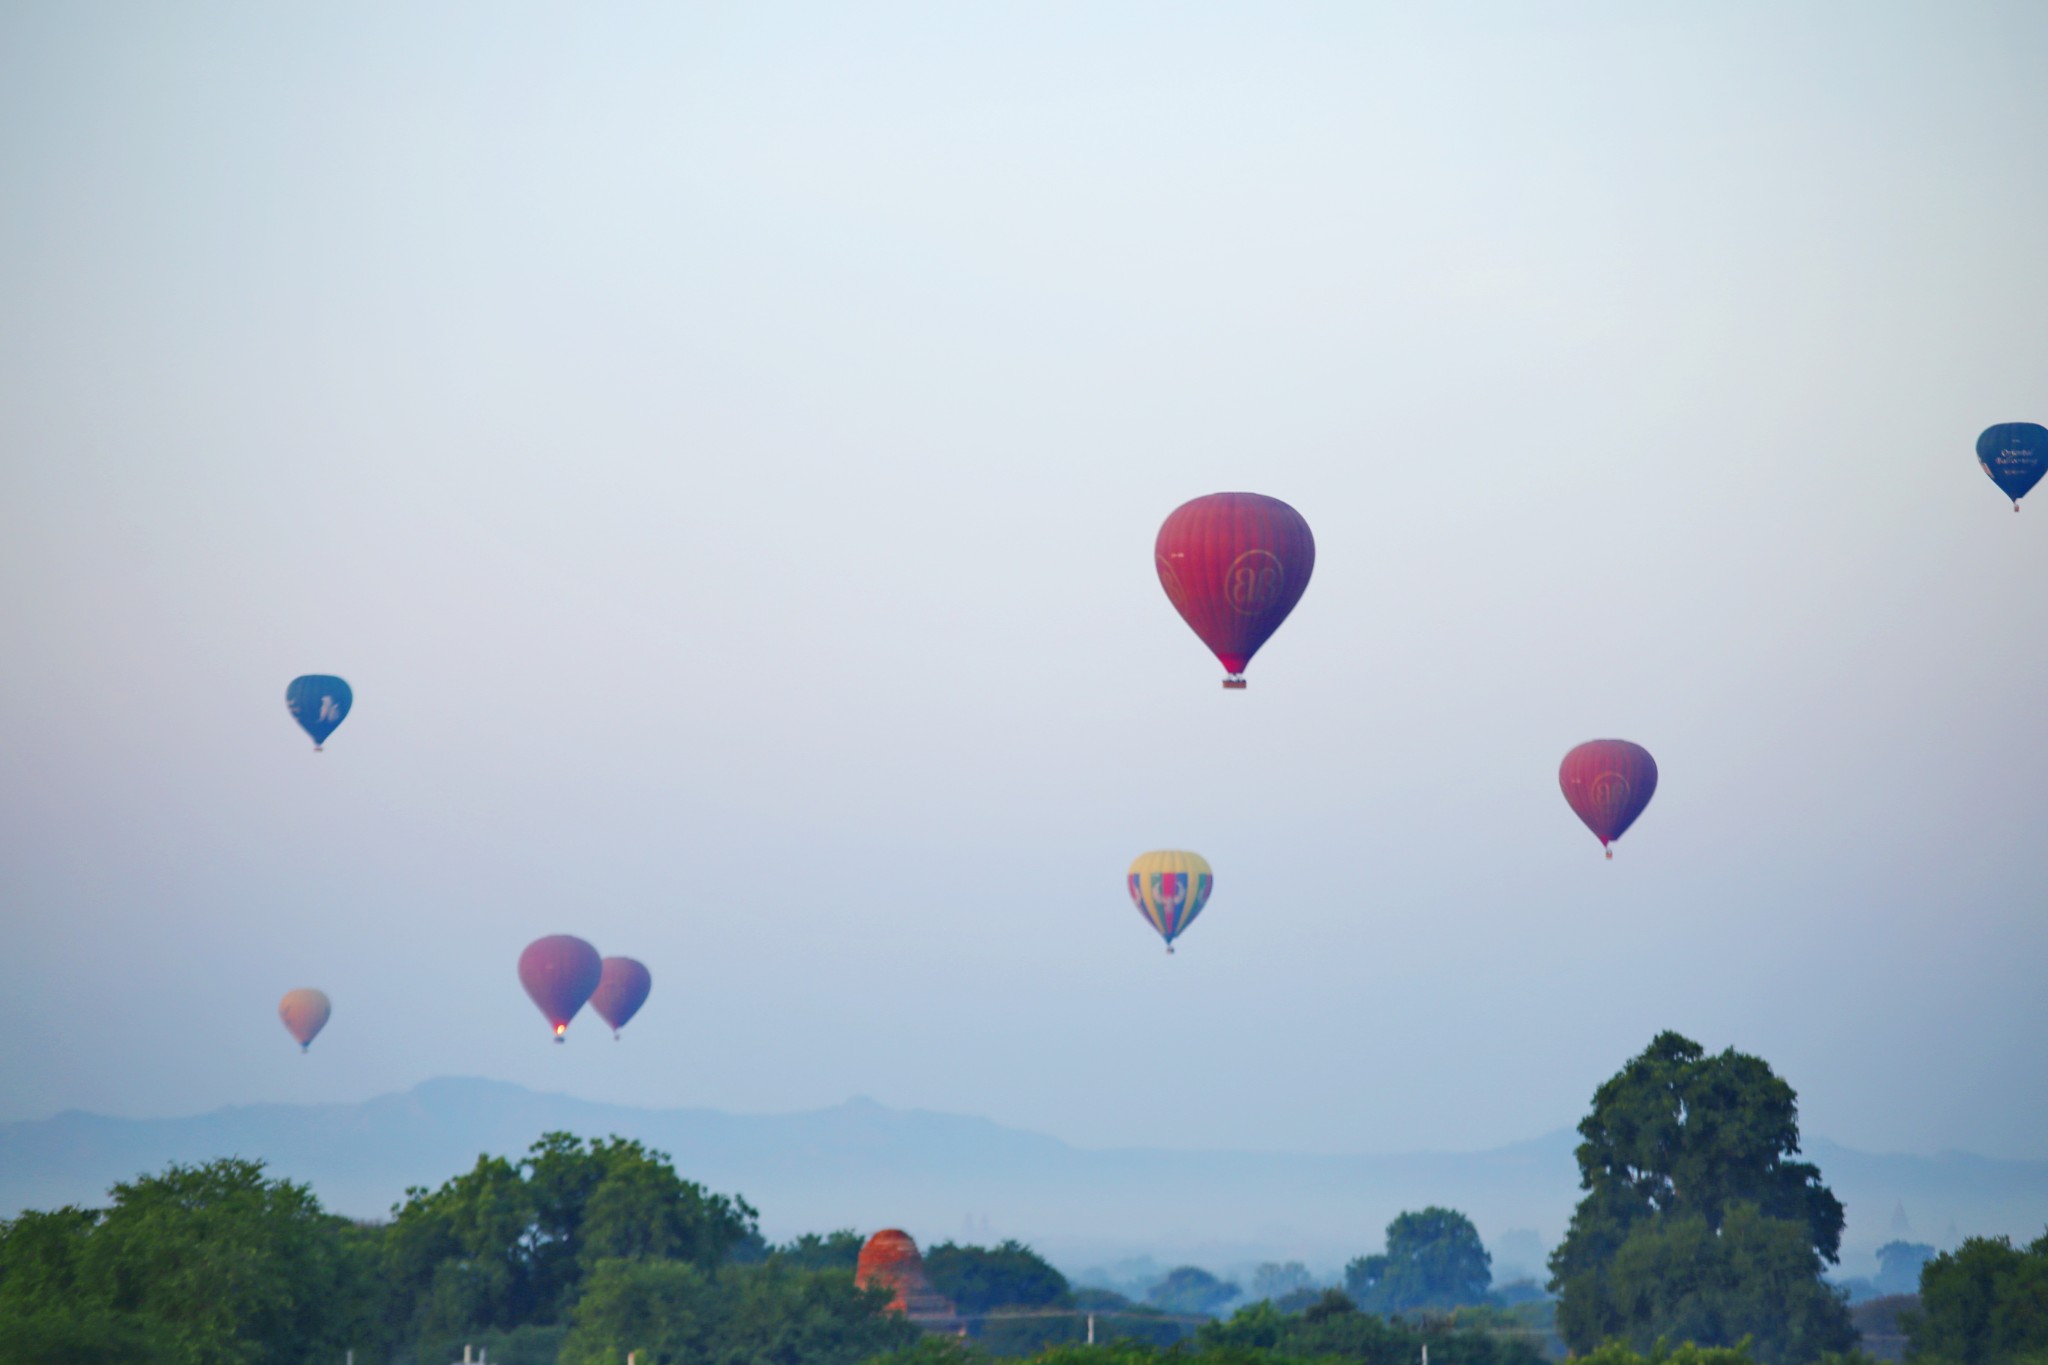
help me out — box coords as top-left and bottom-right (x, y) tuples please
(518, 935), (603, 1042)
(1155, 493), (1315, 687)
(590, 957), (651, 1039)
(1559, 740), (1659, 858)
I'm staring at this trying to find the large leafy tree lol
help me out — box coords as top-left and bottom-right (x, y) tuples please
(0, 1159), (370, 1365)
(1578, 1204), (1855, 1362)
(1345, 1207), (1492, 1313)
(383, 1132), (757, 1350)
(924, 1240), (1070, 1313)
(1907, 1230), (2048, 1365)
(1548, 1032), (1852, 1362)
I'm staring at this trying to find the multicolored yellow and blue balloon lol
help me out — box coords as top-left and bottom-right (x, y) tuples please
(1126, 850), (1214, 954)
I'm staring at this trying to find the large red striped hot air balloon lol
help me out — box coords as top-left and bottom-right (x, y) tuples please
(590, 957), (651, 1039)
(1559, 740), (1658, 858)
(1155, 492), (1315, 688)
(518, 935), (603, 1042)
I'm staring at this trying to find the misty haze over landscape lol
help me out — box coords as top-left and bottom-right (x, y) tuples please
(6, 1078), (2042, 1286)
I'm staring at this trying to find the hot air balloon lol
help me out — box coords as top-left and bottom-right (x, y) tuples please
(278, 988), (331, 1052)
(1155, 493), (1315, 688)
(591, 957), (651, 1039)
(286, 675), (353, 750)
(1127, 850), (1214, 953)
(518, 935), (603, 1042)
(1559, 740), (1658, 858)
(1977, 423), (2047, 510)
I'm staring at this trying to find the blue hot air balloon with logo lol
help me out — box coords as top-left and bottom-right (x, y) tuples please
(286, 675), (352, 750)
(1977, 423), (2048, 510)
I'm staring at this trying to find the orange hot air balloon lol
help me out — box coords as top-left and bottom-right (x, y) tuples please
(278, 989), (331, 1051)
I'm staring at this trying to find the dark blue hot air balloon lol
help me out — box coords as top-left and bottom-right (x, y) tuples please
(1977, 423), (2047, 510)
(286, 675), (352, 750)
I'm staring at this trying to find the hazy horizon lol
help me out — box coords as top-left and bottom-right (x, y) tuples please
(4, 1), (2045, 1173)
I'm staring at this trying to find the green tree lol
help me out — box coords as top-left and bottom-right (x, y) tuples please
(383, 1131), (758, 1350)
(556, 1258), (918, 1365)
(1906, 1230), (2048, 1365)
(0, 1160), (367, 1365)
(926, 1239), (1071, 1312)
(1148, 1266), (1240, 1316)
(1550, 1031), (1852, 1362)
(0, 1208), (176, 1365)
(1574, 1203), (1856, 1362)
(1199, 1289), (1546, 1365)
(770, 1230), (865, 1271)
(1345, 1207), (1492, 1313)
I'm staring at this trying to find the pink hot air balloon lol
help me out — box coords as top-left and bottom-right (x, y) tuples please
(1155, 492), (1316, 688)
(278, 989), (331, 1052)
(518, 936), (603, 1042)
(1559, 740), (1659, 858)
(591, 957), (652, 1039)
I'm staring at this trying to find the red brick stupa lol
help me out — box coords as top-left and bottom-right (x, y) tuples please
(855, 1229), (960, 1328)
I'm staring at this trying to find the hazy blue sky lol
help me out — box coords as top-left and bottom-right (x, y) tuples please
(3, 2), (2045, 1170)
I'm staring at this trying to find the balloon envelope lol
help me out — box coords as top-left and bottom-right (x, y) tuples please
(278, 988), (331, 1051)
(286, 675), (353, 748)
(1559, 740), (1659, 855)
(1155, 493), (1315, 686)
(591, 957), (651, 1037)
(1127, 850), (1214, 951)
(518, 935), (603, 1040)
(1977, 423), (2047, 508)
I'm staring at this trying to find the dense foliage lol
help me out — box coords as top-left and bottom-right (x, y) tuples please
(770, 1230), (867, 1271)
(1549, 1031), (1856, 1362)
(0, 1158), (373, 1365)
(1345, 1207), (1493, 1314)
(1200, 1289), (1546, 1365)
(925, 1239), (1071, 1314)
(380, 1132), (759, 1355)
(558, 1258), (918, 1365)
(1905, 1230), (2048, 1365)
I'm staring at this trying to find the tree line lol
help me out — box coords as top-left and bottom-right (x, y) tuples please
(2, 1030), (2043, 1365)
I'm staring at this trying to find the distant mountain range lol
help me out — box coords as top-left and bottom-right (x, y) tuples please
(4, 1079), (2043, 1280)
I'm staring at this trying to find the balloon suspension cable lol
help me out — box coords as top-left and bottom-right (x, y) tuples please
(1222, 676), (1247, 690)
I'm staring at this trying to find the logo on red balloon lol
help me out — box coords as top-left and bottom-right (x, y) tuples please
(1225, 550), (1284, 615)
(1588, 772), (1632, 823)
